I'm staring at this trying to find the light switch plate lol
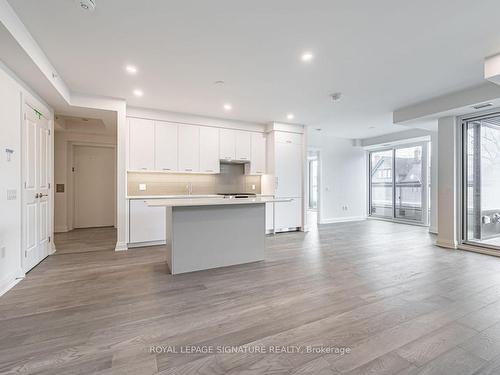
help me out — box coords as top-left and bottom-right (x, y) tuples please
(139, 184), (147, 191)
(7, 189), (16, 200)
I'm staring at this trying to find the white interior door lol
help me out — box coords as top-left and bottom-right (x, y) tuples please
(74, 145), (115, 228)
(23, 105), (51, 272)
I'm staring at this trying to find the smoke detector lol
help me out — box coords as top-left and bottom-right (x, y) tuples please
(77, 0), (96, 11)
(330, 92), (343, 103)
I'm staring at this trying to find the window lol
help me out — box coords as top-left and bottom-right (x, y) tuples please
(369, 142), (429, 224)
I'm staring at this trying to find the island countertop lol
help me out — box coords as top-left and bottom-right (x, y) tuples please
(145, 196), (290, 207)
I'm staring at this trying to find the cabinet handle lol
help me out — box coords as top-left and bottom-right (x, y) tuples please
(205, 170), (214, 172)
(141, 167), (148, 170)
(286, 140), (292, 144)
(240, 157), (247, 160)
(162, 168), (171, 171)
(185, 168), (192, 172)
(256, 171), (263, 174)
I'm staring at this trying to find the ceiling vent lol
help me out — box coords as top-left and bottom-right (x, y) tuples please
(472, 103), (493, 110)
(77, 0), (96, 11)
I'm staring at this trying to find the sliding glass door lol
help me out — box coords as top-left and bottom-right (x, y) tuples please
(463, 115), (500, 249)
(369, 143), (429, 225)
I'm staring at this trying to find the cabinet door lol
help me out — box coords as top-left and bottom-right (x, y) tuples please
(178, 124), (200, 172)
(219, 129), (235, 161)
(250, 132), (266, 175)
(235, 130), (251, 161)
(155, 121), (178, 171)
(274, 198), (302, 231)
(200, 127), (220, 173)
(129, 118), (155, 170)
(275, 142), (302, 197)
(129, 200), (166, 243)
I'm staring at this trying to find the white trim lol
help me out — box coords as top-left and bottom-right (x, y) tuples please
(320, 216), (367, 224)
(0, 271), (24, 297)
(54, 225), (69, 233)
(429, 226), (438, 234)
(436, 239), (458, 249)
(363, 136), (431, 151)
(127, 240), (166, 248)
(115, 242), (128, 251)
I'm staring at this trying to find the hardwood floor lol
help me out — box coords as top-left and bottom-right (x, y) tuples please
(2, 220), (500, 374)
(54, 227), (117, 254)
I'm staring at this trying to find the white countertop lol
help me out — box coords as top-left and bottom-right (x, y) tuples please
(128, 194), (274, 199)
(146, 196), (289, 207)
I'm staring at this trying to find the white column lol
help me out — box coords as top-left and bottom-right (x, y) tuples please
(436, 116), (459, 248)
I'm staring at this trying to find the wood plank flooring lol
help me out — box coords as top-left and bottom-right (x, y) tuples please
(2, 220), (500, 374)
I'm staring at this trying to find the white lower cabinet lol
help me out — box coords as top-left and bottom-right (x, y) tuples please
(129, 200), (166, 245)
(274, 198), (302, 231)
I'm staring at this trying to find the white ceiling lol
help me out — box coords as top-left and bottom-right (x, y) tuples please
(7, 0), (500, 138)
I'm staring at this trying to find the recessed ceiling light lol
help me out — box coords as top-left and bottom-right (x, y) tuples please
(223, 103), (232, 111)
(133, 89), (143, 97)
(287, 113), (295, 120)
(214, 80), (225, 85)
(125, 65), (137, 74)
(301, 52), (314, 62)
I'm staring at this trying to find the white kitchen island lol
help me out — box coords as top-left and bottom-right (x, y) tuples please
(146, 197), (290, 274)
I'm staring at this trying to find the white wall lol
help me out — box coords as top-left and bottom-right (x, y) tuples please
(0, 60), (53, 295)
(308, 132), (367, 223)
(54, 129), (116, 232)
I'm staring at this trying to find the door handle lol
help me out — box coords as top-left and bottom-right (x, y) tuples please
(39, 193), (48, 198)
(35, 193), (40, 199)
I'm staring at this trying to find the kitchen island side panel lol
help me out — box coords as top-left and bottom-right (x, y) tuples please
(170, 204), (265, 274)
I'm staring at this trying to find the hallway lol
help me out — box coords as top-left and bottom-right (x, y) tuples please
(54, 227), (117, 255)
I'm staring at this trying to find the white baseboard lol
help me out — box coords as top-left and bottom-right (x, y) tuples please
(429, 226), (438, 234)
(320, 216), (367, 224)
(127, 240), (166, 248)
(436, 239), (458, 249)
(54, 225), (69, 233)
(0, 270), (24, 297)
(115, 241), (128, 251)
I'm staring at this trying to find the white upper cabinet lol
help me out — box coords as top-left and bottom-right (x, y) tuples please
(178, 124), (200, 172)
(247, 132), (266, 175)
(219, 129), (235, 161)
(199, 127), (220, 173)
(235, 131), (251, 161)
(129, 118), (155, 170)
(154, 121), (178, 171)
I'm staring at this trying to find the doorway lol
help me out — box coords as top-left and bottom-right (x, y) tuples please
(73, 145), (116, 228)
(307, 150), (320, 228)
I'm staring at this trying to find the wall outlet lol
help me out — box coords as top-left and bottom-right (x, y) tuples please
(251, 184), (256, 190)
(139, 184), (147, 191)
(7, 189), (17, 200)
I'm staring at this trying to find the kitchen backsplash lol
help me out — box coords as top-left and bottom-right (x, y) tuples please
(128, 163), (262, 196)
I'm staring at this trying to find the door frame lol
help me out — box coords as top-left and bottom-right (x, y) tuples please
(21, 95), (54, 273)
(460, 110), (500, 252)
(70, 142), (117, 230)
